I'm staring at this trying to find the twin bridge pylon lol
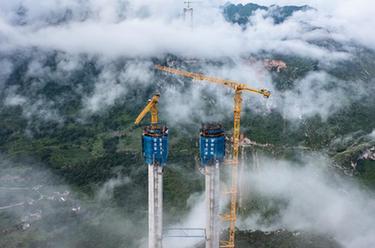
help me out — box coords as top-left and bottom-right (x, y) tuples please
(135, 93), (254, 248)
(140, 122), (225, 248)
(135, 95), (226, 248)
(183, 0), (194, 28)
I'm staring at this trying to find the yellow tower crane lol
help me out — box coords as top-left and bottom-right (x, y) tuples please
(155, 65), (270, 248)
(134, 93), (160, 126)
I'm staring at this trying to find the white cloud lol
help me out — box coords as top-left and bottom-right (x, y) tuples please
(84, 71), (128, 113)
(4, 86), (62, 123)
(225, 0), (375, 51)
(83, 61), (152, 113)
(0, 0), (373, 120)
(368, 130), (375, 140)
(163, 193), (206, 248)
(0, 0), (362, 60)
(96, 176), (131, 202)
(239, 155), (375, 248)
(4, 93), (27, 106)
(271, 72), (351, 120)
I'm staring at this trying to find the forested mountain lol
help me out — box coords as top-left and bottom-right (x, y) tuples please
(1, 1), (374, 248)
(223, 3), (312, 25)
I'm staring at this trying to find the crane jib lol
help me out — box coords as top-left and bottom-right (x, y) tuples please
(155, 65), (271, 98)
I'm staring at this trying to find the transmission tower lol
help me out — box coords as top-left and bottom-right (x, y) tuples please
(184, 0), (194, 28)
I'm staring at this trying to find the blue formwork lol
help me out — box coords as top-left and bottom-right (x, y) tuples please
(199, 124), (225, 166)
(142, 126), (168, 166)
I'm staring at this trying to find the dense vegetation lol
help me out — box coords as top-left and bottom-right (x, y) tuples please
(1, 2), (375, 247)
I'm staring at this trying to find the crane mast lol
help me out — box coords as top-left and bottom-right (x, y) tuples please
(155, 65), (270, 248)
